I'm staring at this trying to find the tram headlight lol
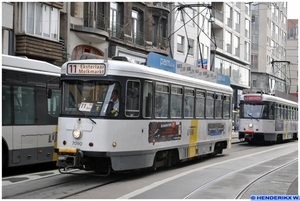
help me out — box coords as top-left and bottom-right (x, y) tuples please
(72, 129), (82, 139)
(248, 123), (253, 128)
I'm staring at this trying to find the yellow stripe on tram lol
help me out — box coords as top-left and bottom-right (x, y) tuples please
(53, 125), (58, 161)
(188, 119), (198, 158)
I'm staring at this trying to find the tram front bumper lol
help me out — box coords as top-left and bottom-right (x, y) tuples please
(56, 147), (83, 168)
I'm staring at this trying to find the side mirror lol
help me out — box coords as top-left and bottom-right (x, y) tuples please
(47, 89), (52, 99)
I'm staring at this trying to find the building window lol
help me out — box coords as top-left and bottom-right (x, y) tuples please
(72, 45), (103, 60)
(244, 41), (250, 61)
(110, 2), (124, 38)
(24, 2), (59, 41)
(245, 19), (250, 38)
(132, 10), (144, 45)
(152, 16), (167, 49)
(177, 35), (184, 53)
(225, 4), (232, 27)
(83, 3), (105, 30)
(251, 54), (258, 70)
(187, 38), (194, 56)
(186, 8), (195, 27)
(225, 31), (232, 53)
(251, 35), (258, 50)
(234, 11), (240, 32)
(234, 35), (240, 56)
(289, 26), (298, 39)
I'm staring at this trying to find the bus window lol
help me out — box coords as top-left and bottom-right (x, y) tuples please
(13, 86), (35, 125)
(143, 81), (153, 118)
(195, 90), (205, 118)
(125, 80), (140, 117)
(2, 85), (12, 125)
(48, 89), (61, 117)
(171, 86), (182, 118)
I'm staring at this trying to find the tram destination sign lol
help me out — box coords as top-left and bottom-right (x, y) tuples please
(67, 63), (106, 75)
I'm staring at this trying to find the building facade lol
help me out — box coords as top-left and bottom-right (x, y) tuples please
(210, 2), (252, 120)
(250, 2), (289, 94)
(286, 19), (298, 96)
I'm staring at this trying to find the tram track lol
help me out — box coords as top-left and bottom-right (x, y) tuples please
(2, 170), (133, 199)
(183, 153), (298, 199)
(234, 158), (298, 199)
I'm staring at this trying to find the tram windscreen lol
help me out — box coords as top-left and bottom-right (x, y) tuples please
(240, 103), (269, 119)
(61, 80), (119, 116)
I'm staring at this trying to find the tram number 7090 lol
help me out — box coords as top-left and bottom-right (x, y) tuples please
(72, 141), (83, 146)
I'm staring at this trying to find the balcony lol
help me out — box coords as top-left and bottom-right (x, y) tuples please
(84, 12), (106, 30)
(132, 30), (144, 46)
(213, 10), (223, 22)
(15, 35), (62, 61)
(110, 23), (124, 40)
(153, 37), (167, 50)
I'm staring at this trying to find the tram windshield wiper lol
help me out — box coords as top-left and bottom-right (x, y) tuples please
(246, 112), (259, 121)
(70, 103), (97, 124)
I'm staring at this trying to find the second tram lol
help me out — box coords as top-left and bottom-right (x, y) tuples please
(238, 92), (298, 143)
(55, 58), (233, 174)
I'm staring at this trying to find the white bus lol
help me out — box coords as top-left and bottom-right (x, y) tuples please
(238, 92), (298, 143)
(55, 58), (233, 174)
(2, 54), (61, 173)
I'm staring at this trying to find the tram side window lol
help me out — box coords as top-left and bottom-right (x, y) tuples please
(214, 93), (222, 118)
(280, 105), (284, 119)
(223, 95), (230, 119)
(285, 106), (288, 120)
(2, 85), (12, 125)
(143, 81), (153, 118)
(125, 80), (140, 117)
(206, 92), (214, 118)
(170, 86), (182, 118)
(48, 89), (61, 117)
(269, 103), (274, 119)
(195, 90), (205, 118)
(13, 86), (35, 125)
(275, 104), (280, 119)
(184, 88), (195, 118)
(155, 83), (169, 118)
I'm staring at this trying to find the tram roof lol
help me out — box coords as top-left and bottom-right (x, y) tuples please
(61, 59), (233, 94)
(241, 93), (298, 107)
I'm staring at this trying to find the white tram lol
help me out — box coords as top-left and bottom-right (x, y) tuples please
(55, 58), (233, 173)
(238, 93), (298, 143)
(2, 54), (61, 173)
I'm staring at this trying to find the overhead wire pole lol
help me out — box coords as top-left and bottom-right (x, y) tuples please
(271, 60), (291, 93)
(168, 3), (216, 68)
